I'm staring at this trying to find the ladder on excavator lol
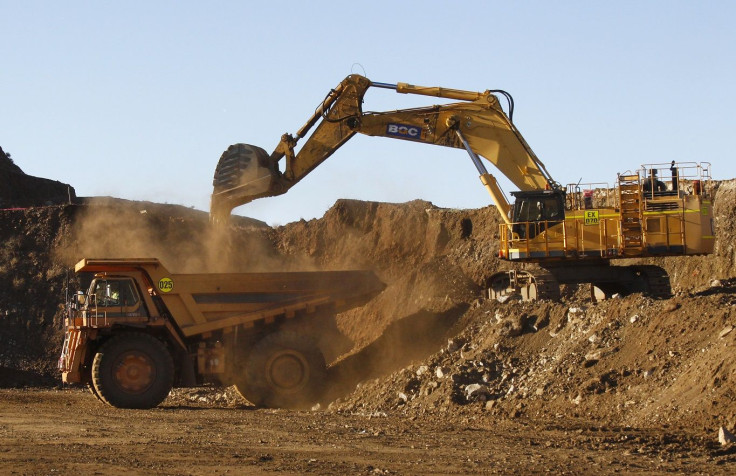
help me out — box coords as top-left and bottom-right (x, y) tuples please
(618, 174), (644, 256)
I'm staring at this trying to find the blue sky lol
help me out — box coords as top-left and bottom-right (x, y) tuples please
(2, 1), (734, 225)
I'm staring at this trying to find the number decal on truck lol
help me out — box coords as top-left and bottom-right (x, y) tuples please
(158, 277), (174, 293)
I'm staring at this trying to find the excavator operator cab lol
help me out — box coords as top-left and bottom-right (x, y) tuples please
(510, 190), (565, 239)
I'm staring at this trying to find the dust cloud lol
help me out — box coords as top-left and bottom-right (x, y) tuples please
(51, 197), (484, 379)
(54, 199), (304, 273)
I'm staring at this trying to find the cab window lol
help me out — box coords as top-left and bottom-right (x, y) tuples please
(93, 279), (140, 307)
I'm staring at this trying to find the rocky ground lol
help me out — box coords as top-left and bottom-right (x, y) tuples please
(1, 149), (736, 473)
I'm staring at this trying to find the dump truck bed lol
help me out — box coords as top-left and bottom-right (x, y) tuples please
(75, 259), (384, 337)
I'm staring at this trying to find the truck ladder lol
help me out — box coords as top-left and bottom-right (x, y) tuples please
(618, 174), (644, 256)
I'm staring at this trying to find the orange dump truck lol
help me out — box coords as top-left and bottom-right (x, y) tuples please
(59, 258), (384, 409)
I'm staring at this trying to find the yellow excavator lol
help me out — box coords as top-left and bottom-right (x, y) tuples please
(210, 74), (714, 301)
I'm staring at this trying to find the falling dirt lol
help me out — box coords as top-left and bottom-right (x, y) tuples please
(1, 154), (736, 472)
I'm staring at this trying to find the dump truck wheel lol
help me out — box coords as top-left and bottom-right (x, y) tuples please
(236, 332), (326, 409)
(91, 333), (174, 409)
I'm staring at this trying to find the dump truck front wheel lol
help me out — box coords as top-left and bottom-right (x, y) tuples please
(236, 331), (327, 409)
(87, 382), (103, 402)
(91, 333), (174, 409)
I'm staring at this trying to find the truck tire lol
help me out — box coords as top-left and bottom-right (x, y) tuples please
(87, 382), (103, 402)
(236, 331), (327, 409)
(91, 333), (174, 409)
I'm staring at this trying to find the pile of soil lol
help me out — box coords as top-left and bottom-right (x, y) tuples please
(1, 156), (735, 434)
(0, 146), (77, 208)
(329, 287), (736, 431)
(0, 206), (75, 383)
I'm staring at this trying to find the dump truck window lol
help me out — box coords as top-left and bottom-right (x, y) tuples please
(118, 280), (140, 306)
(93, 279), (139, 307)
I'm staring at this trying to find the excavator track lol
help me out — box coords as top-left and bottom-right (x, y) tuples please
(589, 264), (672, 301)
(492, 264), (671, 303)
(633, 265), (672, 299)
(525, 272), (562, 301)
(486, 270), (560, 302)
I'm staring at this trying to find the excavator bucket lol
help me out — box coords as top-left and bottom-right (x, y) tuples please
(210, 143), (279, 222)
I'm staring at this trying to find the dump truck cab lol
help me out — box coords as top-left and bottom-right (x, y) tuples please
(89, 276), (142, 312)
(77, 274), (151, 320)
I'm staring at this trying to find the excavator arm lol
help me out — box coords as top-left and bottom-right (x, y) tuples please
(210, 74), (559, 223)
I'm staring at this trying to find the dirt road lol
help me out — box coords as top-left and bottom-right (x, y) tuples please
(0, 388), (732, 475)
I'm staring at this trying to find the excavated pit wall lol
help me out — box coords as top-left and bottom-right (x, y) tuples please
(0, 181), (734, 432)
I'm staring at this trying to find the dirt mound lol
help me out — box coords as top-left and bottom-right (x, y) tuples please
(0, 206), (74, 377)
(0, 147), (77, 208)
(330, 288), (736, 430)
(275, 198), (506, 283)
(0, 146), (23, 174)
(274, 199), (496, 349)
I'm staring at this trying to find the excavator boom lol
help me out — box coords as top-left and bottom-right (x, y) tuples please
(210, 74), (558, 223)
